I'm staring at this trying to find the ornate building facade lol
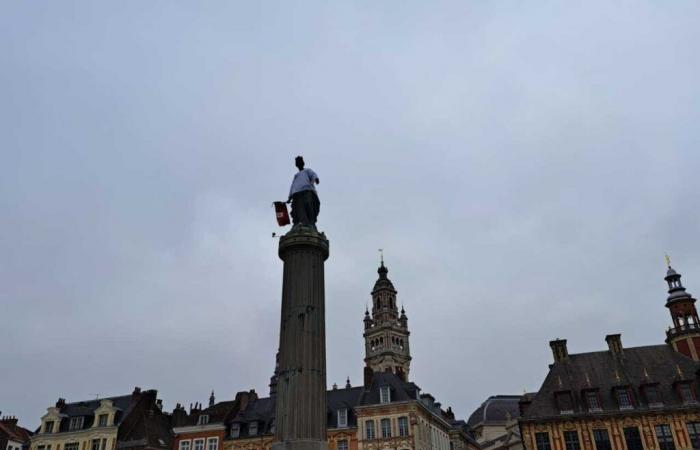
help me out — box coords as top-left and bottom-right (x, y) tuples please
(519, 264), (700, 450)
(30, 388), (172, 450)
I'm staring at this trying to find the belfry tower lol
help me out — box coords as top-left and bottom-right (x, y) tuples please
(363, 257), (411, 381)
(664, 261), (700, 360)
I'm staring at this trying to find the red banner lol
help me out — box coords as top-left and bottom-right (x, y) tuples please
(274, 202), (290, 226)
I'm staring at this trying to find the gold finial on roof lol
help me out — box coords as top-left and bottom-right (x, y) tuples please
(666, 254), (672, 268)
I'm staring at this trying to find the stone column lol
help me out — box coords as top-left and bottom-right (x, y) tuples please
(273, 227), (329, 450)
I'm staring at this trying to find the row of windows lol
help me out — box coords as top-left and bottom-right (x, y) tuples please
(534, 422), (700, 450)
(37, 438), (108, 450)
(42, 415), (110, 434)
(558, 384), (697, 415)
(364, 417), (409, 439)
(178, 438), (218, 450)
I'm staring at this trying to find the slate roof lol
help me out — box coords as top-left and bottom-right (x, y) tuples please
(56, 395), (133, 432)
(357, 372), (420, 406)
(177, 401), (238, 427)
(521, 344), (700, 421)
(467, 395), (521, 428)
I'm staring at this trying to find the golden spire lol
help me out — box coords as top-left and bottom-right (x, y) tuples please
(666, 254), (672, 268)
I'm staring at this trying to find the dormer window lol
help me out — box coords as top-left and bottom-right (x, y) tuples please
(643, 385), (663, 407)
(615, 388), (634, 410)
(380, 386), (391, 404)
(44, 421), (55, 434)
(198, 415), (209, 425)
(249, 422), (258, 436)
(337, 408), (348, 428)
(679, 383), (696, 404)
(69, 417), (84, 431)
(584, 391), (601, 412)
(230, 425), (240, 438)
(98, 414), (109, 427)
(555, 391), (574, 414)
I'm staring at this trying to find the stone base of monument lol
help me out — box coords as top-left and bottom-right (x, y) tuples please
(272, 441), (328, 450)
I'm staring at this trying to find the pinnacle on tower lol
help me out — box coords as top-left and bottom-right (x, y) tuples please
(663, 260), (700, 361)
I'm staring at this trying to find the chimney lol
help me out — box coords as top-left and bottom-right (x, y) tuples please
(606, 334), (624, 356)
(445, 407), (455, 420)
(332, 383), (338, 390)
(55, 398), (66, 409)
(132, 387), (142, 402)
(363, 366), (374, 389)
(550, 339), (569, 363)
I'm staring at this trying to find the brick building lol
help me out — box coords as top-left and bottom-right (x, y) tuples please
(519, 264), (700, 450)
(0, 415), (32, 450)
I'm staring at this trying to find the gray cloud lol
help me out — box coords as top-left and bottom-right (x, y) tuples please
(2, 0), (700, 428)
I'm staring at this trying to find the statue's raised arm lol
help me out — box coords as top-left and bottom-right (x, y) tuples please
(288, 156), (320, 229)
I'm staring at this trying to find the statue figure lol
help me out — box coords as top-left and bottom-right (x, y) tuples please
(288, 156), (320, 228)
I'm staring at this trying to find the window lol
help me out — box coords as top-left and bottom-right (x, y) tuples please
(198, 415), (209, 425)
(680, 384), (696, 403)
(230, 425), (240, 438)
(656, 425), (676, 450)
(65, 444), (79, 450)
(687, 422), (700, 450)
(585, 391), (601, 411)
(366, 420), (376, 440)
(91, 440), (101, 450)
(624, 427), (644, 450)
(249, 422), (258, 436)
(69, 417), (84, 431)
(179, 441), (191, 450)
(592, 430), (611, 450)
(556, 392), (574, 414)
(380, 386), (391, 404)
(207, 438), (218, 450)
(645, 386), (662, 406)
(616, 389), (633, 410)
(535, 433), (551, 450)
(398, 416), (409, 437)
(381, 418), (391, 438)
(44, 421), (54, 433)
(101, 439), (107, 450)
(193, 439), (205, 450)
(98, 414), (109, 427)
(337, 408), (348, 428)
(337, 440), (348, 450)
(564, 431), (580, 450)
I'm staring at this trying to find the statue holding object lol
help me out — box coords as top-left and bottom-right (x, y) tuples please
(288, 156), (320, 228)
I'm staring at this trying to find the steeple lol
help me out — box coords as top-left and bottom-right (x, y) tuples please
(363, 254), (411, 381)
(664, 258), (700, 360)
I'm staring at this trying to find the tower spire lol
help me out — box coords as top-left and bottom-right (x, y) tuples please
(664, 260), (700, 360)
(363, 256), (411, 381)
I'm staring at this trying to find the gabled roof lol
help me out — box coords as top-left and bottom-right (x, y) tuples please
(522, 344), (700, 420)
(0, 420), (33, 444)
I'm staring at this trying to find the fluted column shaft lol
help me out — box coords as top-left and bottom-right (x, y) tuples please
(273, 229), (329, 450)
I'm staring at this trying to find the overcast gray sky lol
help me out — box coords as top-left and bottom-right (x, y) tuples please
(2, 0), (700, 428)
